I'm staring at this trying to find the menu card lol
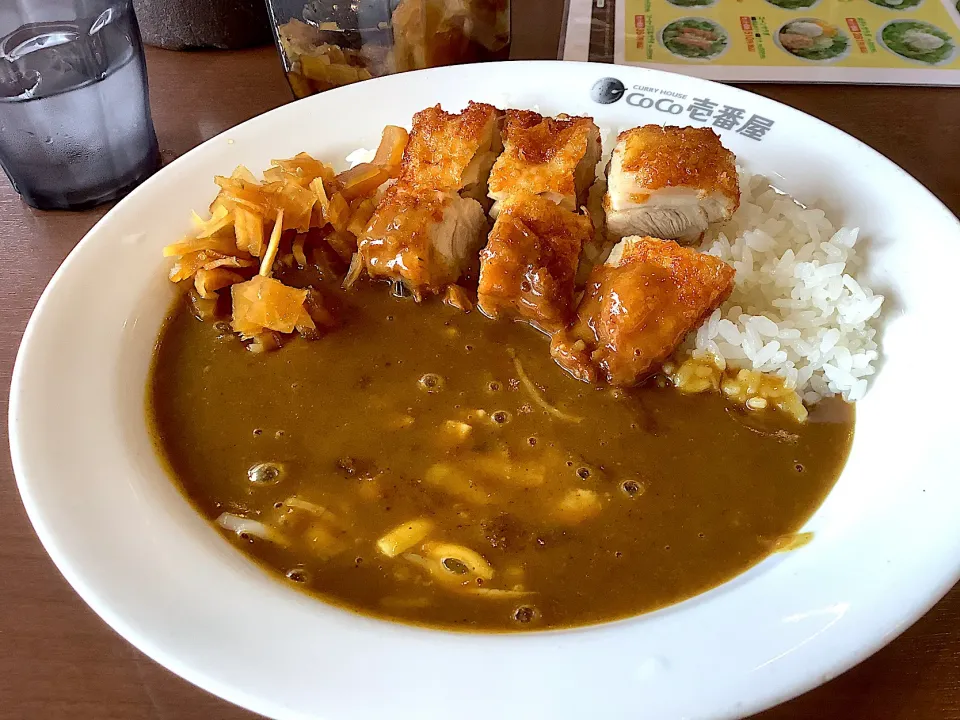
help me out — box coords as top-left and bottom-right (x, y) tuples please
(562, 0), (960, 84)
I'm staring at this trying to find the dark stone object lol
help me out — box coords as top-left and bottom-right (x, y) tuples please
(133, 0), (273, 50)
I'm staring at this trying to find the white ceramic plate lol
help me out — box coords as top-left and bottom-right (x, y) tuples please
(10, 61), (960, 720)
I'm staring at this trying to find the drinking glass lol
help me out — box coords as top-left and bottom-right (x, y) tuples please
(0, 0), (160, 210)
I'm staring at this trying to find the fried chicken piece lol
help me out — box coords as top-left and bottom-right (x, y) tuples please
(397, 101), (503, 202)
(550, 236), (735, 385)
(604, 126), (739, 244)
(477, 193), (593, 332)
(488, 110), (601, 214)
(357, 184), (487, 299)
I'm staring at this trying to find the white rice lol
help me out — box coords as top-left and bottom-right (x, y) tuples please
(690, 172), (883, 404)
(345, 147), (376, 167)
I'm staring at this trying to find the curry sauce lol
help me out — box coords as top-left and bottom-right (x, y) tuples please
(148, 282), (853, 631)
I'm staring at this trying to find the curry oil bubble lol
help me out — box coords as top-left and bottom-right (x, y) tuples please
(285, 567), (310, 583)
(513, 605), (538, 624)
(248, 462), (283, 485)
(442, 557), (470, 575)
(621, 479), (645, 498)
(418, 373), (445, 393)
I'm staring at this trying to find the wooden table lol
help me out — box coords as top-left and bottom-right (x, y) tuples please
(1, 8), (959, 719)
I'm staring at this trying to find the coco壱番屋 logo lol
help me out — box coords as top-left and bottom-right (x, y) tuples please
(590, 77), (626, 104)
(588, 76), (777, 142)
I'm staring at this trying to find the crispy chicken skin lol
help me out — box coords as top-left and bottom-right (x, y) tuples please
(397, 101), (503, 201)
(357, 184), (487, 299)
(477, 193), (593, 332)
(604, 126), (739, 244)
(550, 236), (735, 385)
(488, 110), (601, 213)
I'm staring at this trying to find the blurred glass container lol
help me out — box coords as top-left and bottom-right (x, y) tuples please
(265, 0), (511, 98)
(0, 0), (160, 210)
